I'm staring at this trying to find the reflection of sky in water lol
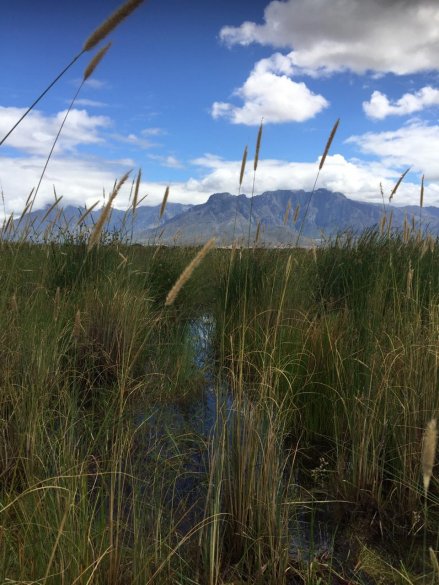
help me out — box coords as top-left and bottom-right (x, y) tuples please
(133, 314), (333, 558)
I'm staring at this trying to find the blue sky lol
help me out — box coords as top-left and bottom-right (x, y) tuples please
(1, 0), (439, 215)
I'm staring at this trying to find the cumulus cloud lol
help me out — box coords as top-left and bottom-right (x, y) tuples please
(0, 106), (110, 155)
(220, 0), (439, 76)
(347, 122), (439, 180)
(211, 55), (328, 125)
(148, 154), (183, 168)
(74, 98), (108, 108)
(0, 155), (133, 215)
(363, 87), (439, 119)
(191, 153), (425, 205)
(1, 148), (437, 217)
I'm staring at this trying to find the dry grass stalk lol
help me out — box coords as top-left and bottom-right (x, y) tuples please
(40, 196), (63, 225)
(76, 201), (100, 227)
(406, 260), (414, 299)
(319, 118), (340, 171)
(137, 193), (148, 207)
(253, 121), (263, 172)
(293, 203), (300, 223)
(25, 188), (35, 207)
(254, 221), (261, 245)
(422, 418), (437, 496)
(88, 171), (131, 250)
(83, 43), (112, 81)
(83, 0), (145, 51)
(132, 168), (142, 213)
(389, 167), (410, 202)
(73, 309), (82, 340)
(429, 547), (439, 577)
(386, 210), (394, 237)
(283, 200), (291, 225)
(54, 287), (61, 322)
(230, 240), (237, 265)
(239, 145), (248, 187)
(10, 293), (18, 313)
(379, 214), (386, 235)
(403, 214), (409, 244)
(165, 238), (215, 306)
(3, 213), (14, 237)
(420, 174), (425, 208)
(117, 251), (128, 269)
(159, 186), (170, 219)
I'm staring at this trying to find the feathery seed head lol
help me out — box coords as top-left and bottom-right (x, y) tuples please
(160, 186), (170, 219)
(253, 121), (263, 172)
(132, 168), (142, 213)
(165, 239), (215, 306)
(83, 0), (145, 52)
(239, 145), (248, 187)
(73, 309), (82, 340)
(319, 118), (339, 171)
(88, 170), (131, 251)
(389, 167), (411, 202)
(83, 43), (111, 81)
(422, 418), (437, 496)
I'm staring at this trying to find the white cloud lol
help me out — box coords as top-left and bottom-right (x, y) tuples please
(111, 131), (157, 149)
(220, 0), (439, 76)
(148, 154), (183, 168)
(363, 87), (439, 119)
(74, 98), (108, 108)
(191, 153), (425, 205)
(211, 57), (328, 125)
(0, 155), (133, 215)
(141, 127), (165, 137)
(347, 122), (439, 180)
(0, 106), (110, 155)
(1, 149), (437, 217)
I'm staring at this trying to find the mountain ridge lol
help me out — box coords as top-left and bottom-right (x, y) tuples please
(10, 189), (437, 246)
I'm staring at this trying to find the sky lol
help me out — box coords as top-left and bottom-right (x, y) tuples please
(1, 0), (439, 215)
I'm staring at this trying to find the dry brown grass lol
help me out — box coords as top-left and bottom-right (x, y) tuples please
(88, 171), (131, 250)
(159, 186), (170, 219)
(239, 145), (248, 188)
(319, 117), (339, 171)
(83, 43), (112, 81)
(389, 167), (411, 202)
(76, 201), (100, 227)
(253, 122), (263, 172)
(83, 0), (145, 52)
(132, 169), (142, 213)
(422, 418), (437, 496)
(165, 238), (215, 306)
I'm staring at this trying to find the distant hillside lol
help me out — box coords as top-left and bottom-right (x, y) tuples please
(10, 189), (439, 246)
(10, 201), (191, 241)
(138, 189), (438, 245)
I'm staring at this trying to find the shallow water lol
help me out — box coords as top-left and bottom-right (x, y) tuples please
(133, 313), (334, 557)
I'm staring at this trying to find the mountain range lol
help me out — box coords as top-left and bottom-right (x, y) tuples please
(10, 189), (438, 246)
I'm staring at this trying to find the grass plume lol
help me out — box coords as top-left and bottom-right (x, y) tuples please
(83, 43), (112, 81)
(159, 186), (170, 219)
(165, 238), (215, 306)
(83, 0), (145, 51)
(389, 167), (411, 202)
(422, 418), (437, 497)
(319, 117), (339, 171)
(88, 171), (131, 250)
(239, 145), (248, 187)
(253, 121), (263, 172)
